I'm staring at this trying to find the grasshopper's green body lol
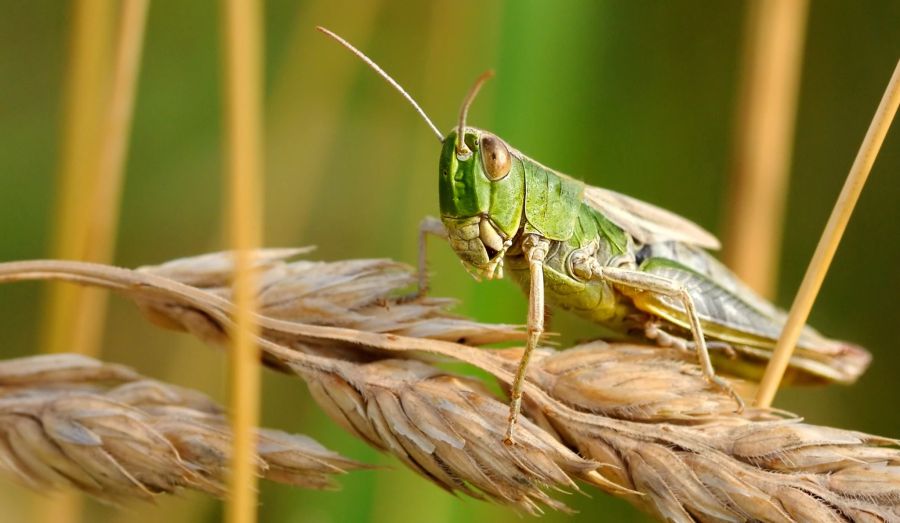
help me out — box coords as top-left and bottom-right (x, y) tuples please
(438, 129), (870, 387)
(440, 130), (630, 327)
(318, 27), (871, 443)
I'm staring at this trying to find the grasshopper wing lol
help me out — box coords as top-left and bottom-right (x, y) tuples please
(628, 255), (871, 384)
(583, 186), (721, 249)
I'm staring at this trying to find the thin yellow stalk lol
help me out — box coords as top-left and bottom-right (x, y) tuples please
(756, 60), (900, 408)
(40, 0), (113, 356)
(56, 0), (149, 369)
(723, 0), (809, 299)
(83, 0), (150, 275)
(38, 2), (115, 523)
(221, 0), (264, 522)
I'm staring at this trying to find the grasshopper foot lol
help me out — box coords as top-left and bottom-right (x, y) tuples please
(502, 422), (517, 447)
(708, 374), (745, 413)
(396, 288), (427, 304)
(503, 399), (521, 446)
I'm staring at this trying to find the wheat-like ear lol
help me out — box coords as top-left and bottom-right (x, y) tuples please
(0, 353), (365, 503)
(304, 358), (596, 513)
(0, 250), (897, 520)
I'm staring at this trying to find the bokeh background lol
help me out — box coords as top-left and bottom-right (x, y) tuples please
(1, 1), (899, 522)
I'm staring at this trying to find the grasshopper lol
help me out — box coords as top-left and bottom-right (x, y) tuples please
(318, 28), (871, 444)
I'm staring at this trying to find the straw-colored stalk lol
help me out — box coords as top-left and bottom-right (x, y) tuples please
(220, 0), (265, 521)
(41, 0), (113, 356)
(723, 0), (809, 299)
(76, 0), (150, 328)
(39, 1), (148, 521)
(0, 353), (364, 500)
(756, 60), (900, 408)
(1, 251), (897, 520)
(42, 0), (147, 358)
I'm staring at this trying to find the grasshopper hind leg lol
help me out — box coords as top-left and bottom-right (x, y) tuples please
(644, 321), (737, 358)
(598, 266), (745, 412)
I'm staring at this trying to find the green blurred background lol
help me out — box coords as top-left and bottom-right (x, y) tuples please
(1, 1), (899, 521)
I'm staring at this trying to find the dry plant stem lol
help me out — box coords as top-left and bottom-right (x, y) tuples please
(724, 0), (809, 298)
(756, 59), (900, 408)
(42, 0), (146, 360)
(0, 258), (521, 383)
(0, 354), (364, 501)
(90, 0), (150, 258)
(1, 254), (898, 519)
(41, 0), (113, 356)
(41, 0), (152, 451)
(220, 0), (265, 521)
(39, 3), (115, 523)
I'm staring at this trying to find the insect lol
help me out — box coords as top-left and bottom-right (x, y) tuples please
(317, 27), (872, 444)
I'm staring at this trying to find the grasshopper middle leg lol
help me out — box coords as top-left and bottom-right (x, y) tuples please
(504, 234), (550, 446)
(598, 266), (745, 411)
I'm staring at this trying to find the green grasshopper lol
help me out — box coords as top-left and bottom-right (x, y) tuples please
(318, 28), (871, 443)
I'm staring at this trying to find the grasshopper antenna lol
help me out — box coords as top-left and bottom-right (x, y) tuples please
(455, 70), (495, 159)
(316, 26), (443, 142)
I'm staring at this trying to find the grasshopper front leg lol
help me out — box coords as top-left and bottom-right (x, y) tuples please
(415, 216), (448, 296)
(598, 266), (745, 411)
(504, 234), (550, 446)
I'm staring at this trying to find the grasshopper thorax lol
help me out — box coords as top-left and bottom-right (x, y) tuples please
(439, 127), (526, 280)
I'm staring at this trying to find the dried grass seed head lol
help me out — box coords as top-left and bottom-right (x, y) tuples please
(0, 354), (364, 502)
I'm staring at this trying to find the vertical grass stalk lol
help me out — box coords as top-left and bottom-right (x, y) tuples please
(221, 0), (264, 522)
(49, 0), (149, 393)
(81, 0), (150, 294)
(40, 0), (113, 356)
(756, 60), (900, 408)
(723, 0), (809, 299)
(39, 1), (130, 522)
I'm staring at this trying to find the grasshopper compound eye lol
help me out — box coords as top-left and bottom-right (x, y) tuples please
(480, 135), (511, 180)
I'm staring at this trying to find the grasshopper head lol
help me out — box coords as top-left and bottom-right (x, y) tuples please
(438, 127), (524, 279)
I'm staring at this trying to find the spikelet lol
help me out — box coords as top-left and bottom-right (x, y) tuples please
(301, 357), (594, 514)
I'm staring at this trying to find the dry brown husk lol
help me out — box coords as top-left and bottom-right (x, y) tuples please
(0, 353), (364, 503)
(0, 249), (896, 521)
